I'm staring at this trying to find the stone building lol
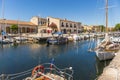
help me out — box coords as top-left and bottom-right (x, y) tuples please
(0, 16), (83, 35)
(83, 25), (93, 32)
(0, 19), (37, 34)
(30, 16), (48, 34)
(31, 16), (83, 34)
(47, 17), (83, 34)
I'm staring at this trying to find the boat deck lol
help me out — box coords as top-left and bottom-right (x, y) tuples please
(35, 73), (65, 80)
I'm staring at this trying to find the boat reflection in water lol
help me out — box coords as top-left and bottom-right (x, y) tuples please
(95, 56), (111, 79)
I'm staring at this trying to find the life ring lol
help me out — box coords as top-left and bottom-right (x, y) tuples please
(32, 65), (44, 77)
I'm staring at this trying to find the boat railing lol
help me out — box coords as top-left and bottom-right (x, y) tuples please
(0, 63), (73, 80)
(41, 63), (74, 80)
(0, 68), (33, 80)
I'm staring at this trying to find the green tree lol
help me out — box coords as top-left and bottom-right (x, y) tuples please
(115, 24), (120, 31)
(10, 24), (18, 34)
(83, 29), (87, 33)
(99, 25), (105, 32)
(112, 28), (116, 32)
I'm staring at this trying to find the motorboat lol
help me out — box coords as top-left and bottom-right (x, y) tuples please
(13, 36), (28, 43)
(72, 34), (80, 41)
(47, 32), (68, 45)
(0, 36), (13, 44)
(67, 36), (74, 41)
(47, 37), (58, 45)
(47, 37), (68, 45)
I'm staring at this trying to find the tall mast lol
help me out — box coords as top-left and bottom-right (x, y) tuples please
(2, 0), (5, 19)
(106, 0), (108, 33)
(0, 0), (5, 44)
(1, 0), (5, 31)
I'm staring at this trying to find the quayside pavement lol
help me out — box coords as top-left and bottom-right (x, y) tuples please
(98, 50), (120, 80)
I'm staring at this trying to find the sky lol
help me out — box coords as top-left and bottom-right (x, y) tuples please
(0, 0), (120, 27)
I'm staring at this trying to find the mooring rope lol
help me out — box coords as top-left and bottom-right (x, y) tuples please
(8, 68), (33, 76)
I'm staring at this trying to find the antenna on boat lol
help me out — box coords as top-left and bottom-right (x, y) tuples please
(1, 0), (5, 19)
(17, 18), (22, 43)
(0, 0), (5, 45)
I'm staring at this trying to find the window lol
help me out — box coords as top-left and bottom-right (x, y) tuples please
(74, 24), (76, 28)
(44, 22), (46, 25)
(61, 22), (64, 27)
(41, 21), (43, 24)
(66, 23), (68, 27)
(74, 30), (76, 32)
(48, 18), (49, 22)
(69, 29), (71, 33)
(70, 24), (72, 28)
(48, 18), (50, 27)
(38, 22), (41, 25)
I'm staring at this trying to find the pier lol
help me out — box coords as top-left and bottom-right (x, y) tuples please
(98, 50), (120, 80)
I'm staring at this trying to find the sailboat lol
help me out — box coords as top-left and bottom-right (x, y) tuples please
(95, 0), (120, 61)
(0, 0), (14, 44)
(0, 31), (13, 44)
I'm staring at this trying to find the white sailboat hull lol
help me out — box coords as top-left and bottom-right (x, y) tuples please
(96, 50), (115, 61)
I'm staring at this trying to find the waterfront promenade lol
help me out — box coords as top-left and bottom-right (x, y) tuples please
(98, 50), (120, 80)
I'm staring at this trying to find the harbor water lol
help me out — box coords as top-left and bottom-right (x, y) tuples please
(0, 39), (110, 80)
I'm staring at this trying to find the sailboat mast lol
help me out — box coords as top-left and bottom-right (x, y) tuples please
(1, 0), (5, 32)
(106, 0), (108, 33)
(0, 0), (5, 44)
(2, 0), (5, 19)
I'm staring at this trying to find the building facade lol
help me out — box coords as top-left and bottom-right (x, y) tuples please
(31, 16), (83, 34)
(30, 16), (48, 33)
(47, 17), (83, 34)
(0, 16), (83, 34)
(83, 25), (93, 32)
(0, 19), (37, 34)
(60, 19), (83, 34)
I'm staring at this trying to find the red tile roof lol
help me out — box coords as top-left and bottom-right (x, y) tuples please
(0, 19), (37, 26)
